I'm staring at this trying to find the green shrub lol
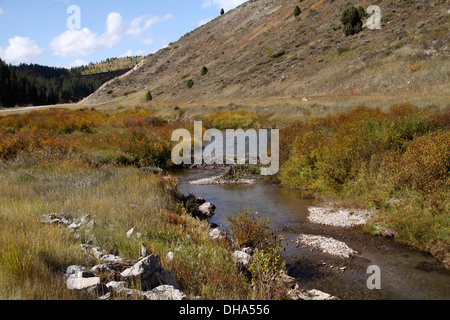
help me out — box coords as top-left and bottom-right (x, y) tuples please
(186, 79), (194, 89)
(294, 6), (301, 17)
(226, 209), (270, 249)
(201, 66), (208, 76)
(357, 6), (366, 19)
(145, 90), (152, 102)
(341, 6), (363, 36)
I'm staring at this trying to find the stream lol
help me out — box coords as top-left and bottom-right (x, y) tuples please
(170, 168), (450, 300)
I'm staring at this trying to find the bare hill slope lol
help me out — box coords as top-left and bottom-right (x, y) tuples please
(82, 0), (449, 111)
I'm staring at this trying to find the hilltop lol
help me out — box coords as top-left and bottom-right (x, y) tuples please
(82, 0), (449, 116)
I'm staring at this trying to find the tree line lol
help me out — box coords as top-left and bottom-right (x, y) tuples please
(0, 59), (103, 108)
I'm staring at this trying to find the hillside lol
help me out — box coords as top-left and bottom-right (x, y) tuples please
(82, 0), (449, 113)
(75, 56), (144, 76)
(0, 57), (144, 108)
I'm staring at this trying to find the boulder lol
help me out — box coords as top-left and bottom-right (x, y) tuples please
(148, 269), (179, 289)
(121, 255), (161, 279)
(232, 251), (252, 267)
(143, 285), (186, 301)
(232, 251), (253, 279)
(67, 276), (103, 294)
(120, 255), (179, 291)
(209, 228), (226, 241)
(105, 281), (143, 299)
(66, 265), (85, 276)
(196, 202), (216, 220)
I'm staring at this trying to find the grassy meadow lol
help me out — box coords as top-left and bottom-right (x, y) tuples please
(0, 108), (260, 300)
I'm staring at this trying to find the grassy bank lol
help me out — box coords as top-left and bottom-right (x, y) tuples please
(0, 108), (259, 300)
(279, 103), (449, 267)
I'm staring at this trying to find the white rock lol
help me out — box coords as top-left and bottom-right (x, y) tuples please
(92, 264), (113, 274)
(307, 206), (371, 228)
(121, 255), (161, 279)
(209, 228), (226, 241)
(143, 285), (186, 301)
(126, 228), (135, 238)
(232, 251), (253, 267)
(296, 234), (357, 259)
(67, 277), (102, 291)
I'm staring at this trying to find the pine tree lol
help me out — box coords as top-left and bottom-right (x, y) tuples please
(294, 6), (301, 17)
(220, 8), (225, 15)
(145, 90), (153, 101)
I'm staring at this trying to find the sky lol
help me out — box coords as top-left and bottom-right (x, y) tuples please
(0, 0), (248, 68)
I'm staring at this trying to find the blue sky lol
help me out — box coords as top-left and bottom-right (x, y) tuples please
(0, 0), (247, 68)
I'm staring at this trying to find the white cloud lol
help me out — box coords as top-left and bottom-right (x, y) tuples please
(198, 16), (214, 27)
(120, 49), (146, 58)
(0, 36), (44, 64)
(50, 12), (172, 58)
(50, 12), (125, 58)
(126, 14), (173, 38)
(50, 28), (100, 58)
(68, 59), (88, 68)
(202, 0), (248, 11)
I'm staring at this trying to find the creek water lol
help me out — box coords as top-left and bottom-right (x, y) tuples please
(170, 168), (450, 300)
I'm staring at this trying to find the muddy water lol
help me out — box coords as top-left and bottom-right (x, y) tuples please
(171, 168), (450, 300)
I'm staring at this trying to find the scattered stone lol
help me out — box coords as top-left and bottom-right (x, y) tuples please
(120, 255), (179, 291)
(166, 251), (174, 263)
(288, 285), (338, 300)
(41, 214), (71, 226)
(295, 234), (358, 259)
(126, 228), (135, 238)
(307, 205), (372, 228)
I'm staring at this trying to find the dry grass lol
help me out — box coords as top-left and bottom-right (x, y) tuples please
(0, 163), (254, 300)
